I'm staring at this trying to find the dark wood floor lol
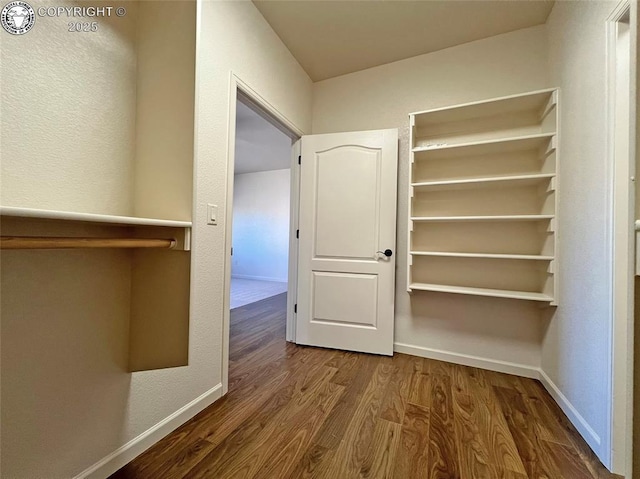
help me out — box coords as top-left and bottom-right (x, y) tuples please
(112, 293), (620, 479)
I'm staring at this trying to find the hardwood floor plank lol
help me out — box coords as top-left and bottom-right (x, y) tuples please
(111, 293), (621, 479)
(325, 361), (394, 478)
(428, 373), (460, 479)
(393, 402), (430, 479)
(282, 444), (335, 479)
(252, 381), (345, 479)
(542, 439), (596, 479)
(379, 353), (413, 424)
(242, 382), (344, 479)
(359, 418), (402, 478)
(453, 391), (493, 479)
(518, 376), (574, 447)
(312, 353), (379, 450)
(493, 385), (560, 479)
(408, 356), (431, 408)
(185, 365), (339, 479)
(151, 438), (214, 479)
(458, 368), (526, 476)
(329, 351), (368, 386)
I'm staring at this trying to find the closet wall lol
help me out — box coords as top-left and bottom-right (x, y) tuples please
(1, 1), (312, 478)
(544, 1), (623, 462)
(312, 25), (550, 373)
(2, 3), (140, 477)
(1, 1), (138, 215)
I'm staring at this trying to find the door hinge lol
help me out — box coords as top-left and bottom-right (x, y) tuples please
(294, 304), (297, 313)
(298, 155), (301, 165)
(230, 247), (233, 256)
(296, 229), (299, 239)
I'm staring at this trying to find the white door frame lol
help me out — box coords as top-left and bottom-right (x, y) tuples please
(221, 73), (303, 394)
(607, 1), (635, 475)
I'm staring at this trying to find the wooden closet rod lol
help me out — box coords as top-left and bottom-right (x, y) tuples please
(0, 237), (176, 250)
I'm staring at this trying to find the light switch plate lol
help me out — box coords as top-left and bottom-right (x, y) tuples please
(207, 204), (218, 225)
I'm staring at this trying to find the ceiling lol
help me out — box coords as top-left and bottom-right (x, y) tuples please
(235, 100), (292, 175)
(253, 0), (555, 81)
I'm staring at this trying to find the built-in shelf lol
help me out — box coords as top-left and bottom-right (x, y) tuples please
(409, 251), (554, 261)
(412, 132), (556, 157)
(408, 88), (559, 302)
(412, 89), (556, 125)
(0, 206), (192, 228)
(410, 215), (554, 222)
(411, 173), (555, 191)
(408, 282), (554, 302)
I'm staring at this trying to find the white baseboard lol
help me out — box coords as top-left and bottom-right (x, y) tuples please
(74, 383), (223, 479)
(231, 274), (288, 283)
(538, 370), (603, 455)
(393, 342), (540, 379)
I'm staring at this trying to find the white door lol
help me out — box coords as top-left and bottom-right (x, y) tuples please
(295, 129), (398, 355)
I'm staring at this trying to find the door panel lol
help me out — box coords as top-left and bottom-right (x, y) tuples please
(314, 146), (381, 259)
(312, 272), (378, 327)
(296, 129), (398, 355)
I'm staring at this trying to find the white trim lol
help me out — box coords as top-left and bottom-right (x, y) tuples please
(74, 383), (223, 479)
(222, 73), (304, 393)
(393, 342), (540, 379)
(231, 274), (288, 283)
(606, 1), (634, 474)
(538, 370), (603, 452)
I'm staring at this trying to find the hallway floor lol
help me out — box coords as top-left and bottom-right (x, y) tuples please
(230, 277), (288, 309)
(111, 293), (620, 479)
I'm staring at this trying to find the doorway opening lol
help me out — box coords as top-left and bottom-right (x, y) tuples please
(221, 82), (302, 394)
(230, 98), (292, 309)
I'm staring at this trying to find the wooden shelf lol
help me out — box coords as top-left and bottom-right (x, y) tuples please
(410, 215), (554, 222)
(410, 251), (554, 261)
(412, 173), (555, 191)
(412, 132), (556, 157)
(408, 282), (554, 302)
(0, 206), (192, 228)
(411, 89), (557, 127)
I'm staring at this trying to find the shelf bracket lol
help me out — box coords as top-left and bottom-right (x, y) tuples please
(538, 90), (558, 121)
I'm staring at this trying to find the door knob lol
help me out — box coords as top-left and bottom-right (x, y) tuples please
(377, 249), (393, 257)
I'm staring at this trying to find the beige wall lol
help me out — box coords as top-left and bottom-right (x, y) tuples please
(0, 1), (138, 216)
(544, 1), (622, 465)
(133, 1), (195, 221)
(312, 25), (550, 373)
(0, 1), (312, 477)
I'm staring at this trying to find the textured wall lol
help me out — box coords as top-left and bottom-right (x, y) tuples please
(0, 0), (138, 216)
(544, 1), (621, 465)
(133, 1), (195, 221)
(232, 169), (291, 283)
(312, 25), (550, 372)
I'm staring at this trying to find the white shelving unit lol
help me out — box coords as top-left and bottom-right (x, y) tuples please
(407, 88), (559, 304)
(0, 206), (192, 229)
